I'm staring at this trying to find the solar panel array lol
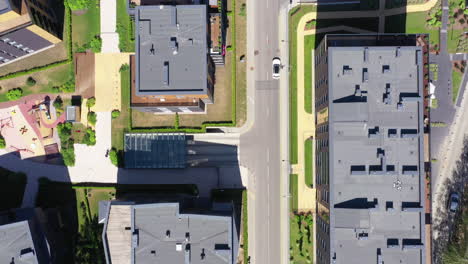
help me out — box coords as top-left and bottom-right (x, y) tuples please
(0, 28), (53, 65)
(124, 133), (186, 169)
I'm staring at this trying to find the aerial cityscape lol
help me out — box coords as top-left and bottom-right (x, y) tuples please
(0, 0), (466, 263)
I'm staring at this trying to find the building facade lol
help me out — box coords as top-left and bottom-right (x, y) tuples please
(315, 34), (430, 264)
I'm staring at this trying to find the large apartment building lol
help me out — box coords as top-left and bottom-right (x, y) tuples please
(314, 34), (429, 264)
(130, 5), (215, 113)
(0, 0), (63, 67)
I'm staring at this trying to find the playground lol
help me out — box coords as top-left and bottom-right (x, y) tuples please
(0, 96), (65, 161)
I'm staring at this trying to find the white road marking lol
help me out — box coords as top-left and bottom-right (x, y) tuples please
(266, 148), (270, 162)
(267, 107), (270, 117)
(266, 35), (269, 44)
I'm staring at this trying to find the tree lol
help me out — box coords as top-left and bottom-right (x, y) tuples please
(66, 0), (91, 11)
(86, 97), (96, 108)
(109, 149), (118, 166)
(82, 128), (96, 146)
(119, 64), (130, 72)
(0, 133), (5, 149)
(6, 88), (23, 101)
(26, 77), (36, 86)
(87, 112), (97, 126)
(53, 96), (63, 110)
(89, 36), (102, 53)
(111, 110), (120, 119)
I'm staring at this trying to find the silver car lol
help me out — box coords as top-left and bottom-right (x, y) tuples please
(448, 192), (460, 213)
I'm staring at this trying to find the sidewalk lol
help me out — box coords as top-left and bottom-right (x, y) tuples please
(100, 0), (119, 53)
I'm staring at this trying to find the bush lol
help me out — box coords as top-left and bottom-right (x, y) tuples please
(89, 36), (102, 53)
(111, 110), (120, 119)
(57, 122), (73, 143)
(57, 79), (75, 93)
(82, 128), (96, 146)
(86, 97), (96, 108)
(109, 149), (118, 166)
(0, 134), (5, 149)
(120, 64), (130, 72)
(87, 112), (97, 126)
(26, 77), (36, 86)
(66, 0), (90, 11)
(6, 88), (23, 101)
(61, 145), (75, 166)
(53, 96), (63, 110)
(239, 3), (246, 16)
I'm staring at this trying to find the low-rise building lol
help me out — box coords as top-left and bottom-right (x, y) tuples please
(100, 202), (237, 264)
(130, 5), (214, 113)
(0, 0), (63, 67)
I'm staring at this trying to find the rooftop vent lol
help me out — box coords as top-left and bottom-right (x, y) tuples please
(171, 37), (178, 55)
(150, 44), (155, 55)
(19, 248), (35, 260)
(377, 248), (383, 264)
(396, 47), (401, 57)
(176, 243), (183, 251)
(386, 201), (394, 211)
(201, 248), (206, 260)
(382, 65), (390, 74)
(362, 68), (368, 82)
(387, 238), (399, 249)
(166, 230), (171, 238)
(185, 232), (190, 242)
(350, 165), (366, 175)
(368, 126), (380, 138)
(343, 65), (353, 75)
(357, 232), (369, 240)
(364, 47), (368, 62)
(163, 61), (169, 86)
(402, 239), (424, 249)
(132, 231), (139, 248)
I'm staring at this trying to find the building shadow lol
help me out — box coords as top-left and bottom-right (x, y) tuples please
(0, 152), (77, 263)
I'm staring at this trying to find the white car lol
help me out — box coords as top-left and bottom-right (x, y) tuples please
(272, 58), (281, 79)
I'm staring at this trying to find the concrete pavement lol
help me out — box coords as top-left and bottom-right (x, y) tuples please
(100, 0), (119, 53)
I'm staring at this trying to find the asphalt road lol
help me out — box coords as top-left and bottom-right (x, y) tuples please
(240, 0), (289, 262)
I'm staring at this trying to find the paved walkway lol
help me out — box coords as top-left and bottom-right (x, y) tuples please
(94, 53), (131, 111)
(291, 0), (440, 210)
(100, 0), (119, 53)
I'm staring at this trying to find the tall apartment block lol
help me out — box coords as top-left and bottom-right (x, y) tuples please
(314, 34), (430, 264)
(0, 0), (63, 67)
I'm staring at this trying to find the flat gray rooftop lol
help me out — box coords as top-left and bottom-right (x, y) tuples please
(0, 28), (53, 66)
(0, 221), (39, 264)
(328, 46), (426, 264)
(132, 203), (233, 264)
(135, 5), (208, 95)
(0, 0), (10, 14)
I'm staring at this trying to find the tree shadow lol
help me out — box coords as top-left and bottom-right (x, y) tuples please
(432, 136), (468, 264)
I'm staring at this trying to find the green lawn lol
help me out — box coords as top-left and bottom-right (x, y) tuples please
(289, 6), (318, 164)
(117, 0), (135, 52)
(452, 69), (463, 103)
(447, 28), (465, 53)
(72, 0), (101, 50)
(290, 213), (314, 264)
(290, 174), (299, 212)
(304, 35), (315, 114)
(74, 187), (115, 230)
(242, 190), (248, 264)
(0, 167), (27, 211)
(304, 139), (314, 187)
(385, 12), (440, 46)
(111, 66), (131, 152)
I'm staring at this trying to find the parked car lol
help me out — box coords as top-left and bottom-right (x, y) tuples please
(272, 58), (281, 79)
(448, 192), (460, 213)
